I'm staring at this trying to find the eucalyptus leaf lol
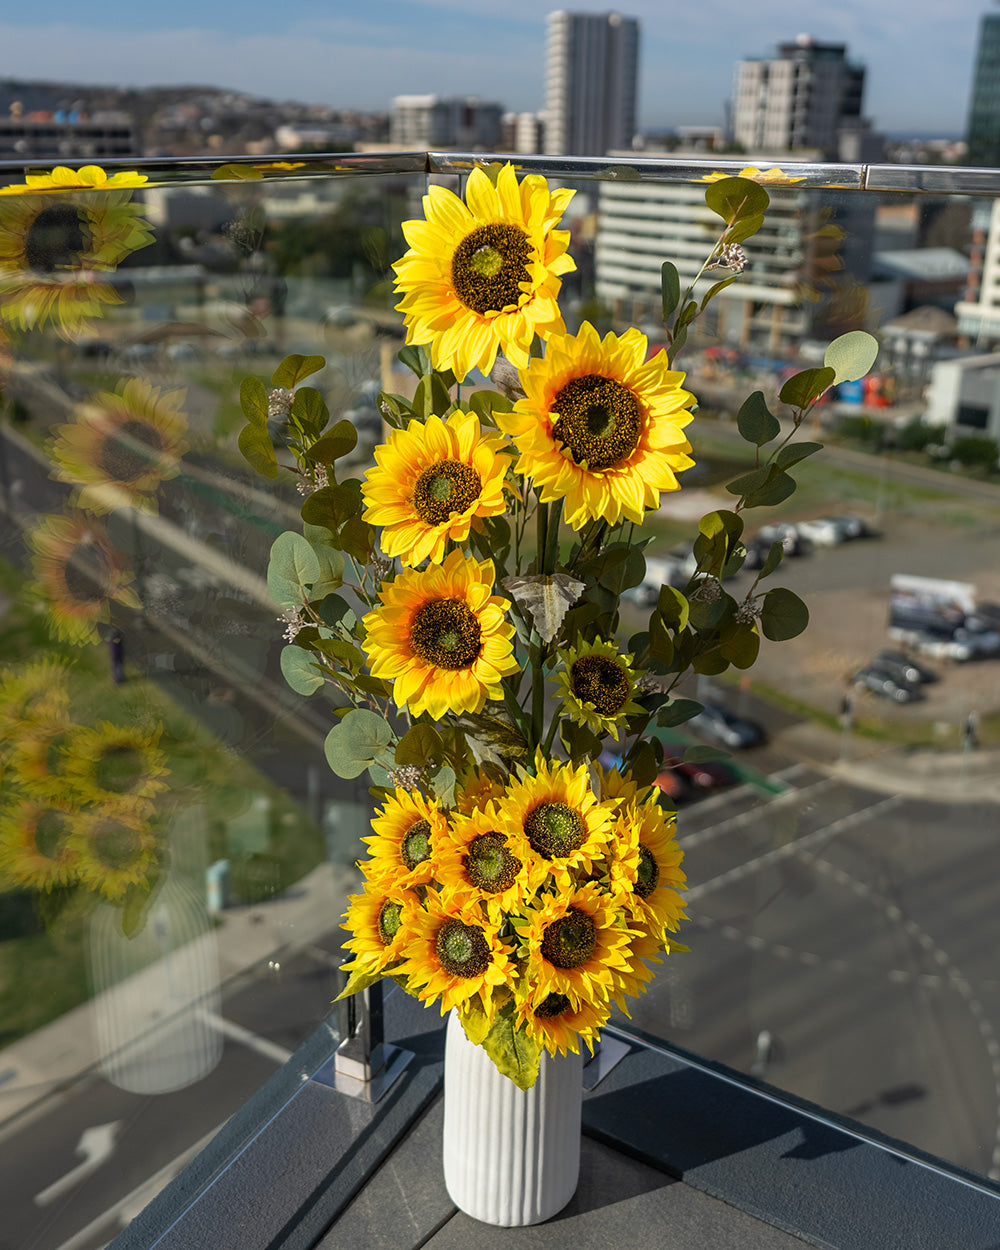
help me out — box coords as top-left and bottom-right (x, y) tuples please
(700, 275), (738, 309)
(778, 366), (836, 410)
(683, 744), (731, 764)
(240, 376), (268, 426)
(760, 587), (809, 641)
(745, 471), (796, 508)
(290, 387), (328, 441)
(268, 531), (321, 591)
(280, 646), (324, 695)
(271, 354), (326, 389)
(704, 177), (770, 224)
(719, 622), (760, 668)
(661, 261), (681, 321)
(656, 698), (702, 728)
(824, 330), (879, 384)
(238, 423), (278, 478)
(309, 420), (358, 466)
(774, 441), (823, 470)
(757, 540), (785, 578)
(736, 391), (780, 447)
(395, 724), (443, 768)
(324, 710), (394, 779)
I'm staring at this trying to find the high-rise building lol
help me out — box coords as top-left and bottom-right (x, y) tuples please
(390, 96), (502, 150)
(544, 11), (639, 157)
(965, 13), (1000, 167)
(731, 35), (865, 157)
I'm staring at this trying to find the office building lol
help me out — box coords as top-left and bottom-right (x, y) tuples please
(389, 96), (502, 150)
(731, 36), (865, 157)
(966, 13), (1000, 167)
(544, 11), (639, 157)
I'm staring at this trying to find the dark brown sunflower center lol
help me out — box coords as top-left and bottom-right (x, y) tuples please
(24, 203), (92, 273)
(435, 918), (491, 977)
(552, 374), (642, 470)
(400, 819), (432, 870)
(409, 598), (482, 670)
(524, 802), (586, 859)
(60, 546), (104, 605)
(94, 743), (146, 794)
(451, 222), (532, 315)
(534, 992), (572, 1019)
(34, 807), (70, 860)
(98, 420), (165, 484)
(412, 460), (483, 525)
(377, 900), (403, 945)
(570, 654), (631, 715)
(540, 908), (596, 969)
(93, 820), (143, 870)
(463, 832), (521, 893)
(635, 845), (660, 898)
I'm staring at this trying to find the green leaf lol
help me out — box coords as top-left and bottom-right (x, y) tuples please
(395, 724), (443, 768)
(719, 622), (760, 668)
(480, 1009), (541, 1091)
(211, 163), (263, 181)
(648, 615), (675, 667)
(271, 354), (326, 389)
(736, 391), (780, 447)
(657, 585), (690, 631)
(700, 275), (738, 310)
(268, 531), (321, 591)
(309, 420), (358, 466)
(704, 177), (770, 224)
(689, 595), (728, 630)
(661, 261), (681, 321)
(757, 540), (784, 578)
(470, 389), (512, 420)
(774, 441), (823, 470)
(683, 744), (731, 764)
(746, 471), (796, 508)
(778, 367), (836, 410)
(560, 718), (603, 765)
(824, 330), (879, 384)
(290, 387), (328, 441)
(280, 646), (324, 695)
(238, 423), (278, 478)
(624, 738), (661, 787)
(429, 765), (456, 805)
(725, 467), (771, 498)
(459, 1000), (492, 1047)
(335, 963), (386, 1001)
(324, 710), (394, 779)
(760, 587), (810, 641)
(240, 376), (268, 426)
(724, 213), (766, 245)
(412, 373), (452, 420)
(340, 516), (375, 562)
(397, 344), (428, 378)
(656, 698), (702, 728)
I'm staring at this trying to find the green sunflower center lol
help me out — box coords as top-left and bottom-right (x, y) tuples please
(98, 420), (164, 484)
(534, 992), (572, 1019)
(436, 918), (491, 977)
(451, 222), (532, 316)
(24, 203), (92, 273)
(635, 845), (660, 898)
(524, 802), (586, 859)
(377, 899), (403, 945)
(463, 832), (521, 893)
(552, 374), (643, 470)
(412, 460), (483, 525)
(570, 654), (631, 716)
(34, 807), (70, 860)
(409, 598), (482, 670)
(400, 819), (432, 870)
(93, 819), (144, 870)
(94, 743), (146, 794)
(540, 907), (597, 969)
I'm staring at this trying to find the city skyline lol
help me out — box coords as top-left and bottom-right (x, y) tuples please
(0, 0), (990, 137)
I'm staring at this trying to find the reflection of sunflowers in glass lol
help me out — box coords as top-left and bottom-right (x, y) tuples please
(0, 796), (80, 891)
(0, 165), (153, 336)
(0, 658), (71, 742)
(50, 379), (188, 515)
(70, 799), (161, 903)
(28, 512), (140, 645)
(65, 721), (169, 802)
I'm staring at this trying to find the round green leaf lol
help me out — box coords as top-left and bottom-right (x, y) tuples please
(324, 710), (394, 779)
(267, 532), (321, 608)
(760, 587), (810, 641)
(280, 646), (324, 695)
(704, 177), (770, 224)
(238, 423), (278, 478)
(824, 330), (879, 385)
(240, 376), (268, 426)
(778, 367), (836, 410)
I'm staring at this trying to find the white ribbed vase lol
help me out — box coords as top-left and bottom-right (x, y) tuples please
(442, 1009), (583, 1226)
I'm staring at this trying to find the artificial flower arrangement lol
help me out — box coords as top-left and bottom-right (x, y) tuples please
(237, 162), (877, 1089)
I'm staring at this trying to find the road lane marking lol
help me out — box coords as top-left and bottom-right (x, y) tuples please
(34, 1122), (122, 1207)
(685, 794), (902, 899)
(196, 1010), (293, 1066)
(678, 778), (838, 849)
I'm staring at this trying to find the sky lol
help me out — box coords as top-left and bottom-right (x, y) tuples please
(0, 0), (991, 136)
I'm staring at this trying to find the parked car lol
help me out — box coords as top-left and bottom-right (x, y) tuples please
(828, 514), (871, 540)
(851, 665), (922, 703)
(795, 517), (842, 548)
(688, 701), (766, 749)
(662, 754), (740, 794)
(756, 523), (805, 556)
(873, 650), (938, 685)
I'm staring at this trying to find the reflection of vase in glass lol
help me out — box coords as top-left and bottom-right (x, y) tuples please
(87, 872), (222, 1095)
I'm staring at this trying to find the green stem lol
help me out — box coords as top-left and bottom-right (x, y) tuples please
(530, 639), (546, 751)
(535, 495), (548, 573)
(543, 496), (563, 575)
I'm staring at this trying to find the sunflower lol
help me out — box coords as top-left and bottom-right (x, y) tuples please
(512, 882), (632, 1010)
(393, 162), (575, 380)
(453, 764), (507, 815)
(497, 322), (696, 530)
(552, 637), (645, 741)
(398, 891), (514, 1016)
(0, 658), (71, 745)
(360, 787), (450, 890)
(50, 378), (188, 515)
(69, 798), (160, 903)
(0, 796), (80, 891)
(340, 880), (423, 978)
(362, 549), (519, 719)
(513, 986), (611, 1058)
(8, 720), (78, 793)
(435, 803), (536, 924)
(64, 720), (169, 802)
(362, 411), (513, 567)
(27, 512), (140, 645)
(496, 752), (613, 894)
(619, 794), (687, 941)
(699, 167), (806, 185)
(0, 165), (153, 336)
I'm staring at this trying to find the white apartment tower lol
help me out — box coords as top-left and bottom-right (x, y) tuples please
(545, 11), (639, 157)
(732, 35), (865, 156)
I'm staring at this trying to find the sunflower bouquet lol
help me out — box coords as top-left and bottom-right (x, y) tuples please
(239, 162), (876, 1088)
